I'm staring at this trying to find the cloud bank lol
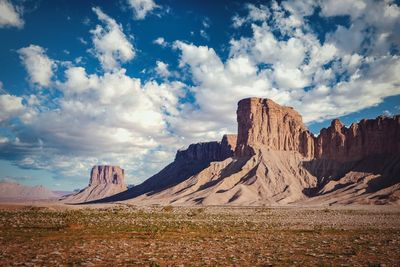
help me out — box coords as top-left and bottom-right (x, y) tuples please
(1, 0), (399, 187)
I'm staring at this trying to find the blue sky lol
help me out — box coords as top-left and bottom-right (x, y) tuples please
(0, 0), (399, 190)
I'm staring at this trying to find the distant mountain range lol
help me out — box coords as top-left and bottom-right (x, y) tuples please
(0, 181), (71, 201)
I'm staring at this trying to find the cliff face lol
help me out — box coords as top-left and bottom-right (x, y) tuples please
(89, 165), (125, 186)
(175, 134), (237, 162)
(315, 116), (400, 162)
(235, 97), (400, 162)
(63, 165), (127, 203)
(221, 134), (237, 159)
(235, 98), (314, 158)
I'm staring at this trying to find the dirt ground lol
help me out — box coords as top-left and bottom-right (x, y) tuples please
(0, 203), (399, 266)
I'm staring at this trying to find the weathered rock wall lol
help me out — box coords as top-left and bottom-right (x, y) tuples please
(235, 98), (314, 158)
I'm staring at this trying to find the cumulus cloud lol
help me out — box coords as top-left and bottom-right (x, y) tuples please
(91, 7), (135, 71)
(322, 0), (400, 56)
(0, 94), (25, 122)
(155, 60), (171, 78)
(18, 45), (55, 87)
(233, 3), (270, 28)
(1, 63), (186, 184)
(153, 37), (167, 47)
(0, 0), (24, 28)
(127, 0), (158, 20)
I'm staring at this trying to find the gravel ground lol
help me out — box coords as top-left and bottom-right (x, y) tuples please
(0, 204), (399, 266)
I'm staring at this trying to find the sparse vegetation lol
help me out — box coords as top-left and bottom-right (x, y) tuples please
(161, 205), (174, 212)
(0, 205), (399, 266)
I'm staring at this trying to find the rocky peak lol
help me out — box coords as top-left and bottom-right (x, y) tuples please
(235, 97), (314, 157)
(89, 165), (125, 186)
(331, 119), (344, 131)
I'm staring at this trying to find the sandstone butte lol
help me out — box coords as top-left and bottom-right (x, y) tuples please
(64, 165), (127, 203)
(67, 98), (400, 205)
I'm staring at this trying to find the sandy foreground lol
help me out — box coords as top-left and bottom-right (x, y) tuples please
(0, 201), (399, 266)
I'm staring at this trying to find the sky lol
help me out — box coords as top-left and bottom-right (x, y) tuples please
(0, 0), (399, 191)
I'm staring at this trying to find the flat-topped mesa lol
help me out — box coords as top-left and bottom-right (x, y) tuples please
(316, 115), (400, 161)
(235, 98), (314, 157)
(89, 165), (126, 186)
(63, 165), (127, 203)
(175, 134), (237, 162)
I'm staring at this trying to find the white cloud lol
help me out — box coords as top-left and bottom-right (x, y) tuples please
(232, 3), (270, 28)
(1, 63), (186, 184)
(0, 94), (25, 122)
(127, 0), (158, 20)
(172, 41), (271, 140)
(153, 37), (167, 47)
(155, 60), (171, 78)
(273, 65), (309, 89)
(383, 110), (392, 117)
(247, 3), (270, 21)
(322, 0), (400, 56)
(320, 0), (366, 19)
(91, 7), (135, 71)
(232, 15), (246, 28)
(200, 29), (208, 40)
(0, 0), (24, 28)
(18, 45), (55, 87)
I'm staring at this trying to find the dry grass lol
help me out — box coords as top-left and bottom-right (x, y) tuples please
(0, 205), (399, 266)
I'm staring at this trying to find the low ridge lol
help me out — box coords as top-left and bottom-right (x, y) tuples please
(0, 182), (58, 201)
(87, 135), (237, 203)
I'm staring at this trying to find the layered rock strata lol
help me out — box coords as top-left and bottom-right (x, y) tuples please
(90, 165), (125, 186)
(175, 134), (236, 162)
(315, 116), (400, 162)
(235, 98), (315, 158)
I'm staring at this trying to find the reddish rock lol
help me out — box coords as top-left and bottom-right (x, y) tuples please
(315, 115), (400, 162)
(221, 134), (237, 159)
(97, 135), (238, 202)
(63, 165), (127, 203)
(90, 165), (125, 186)
(235, 98), (314, 158)
(176, 134), (237, 162)
(235, 97), (400, 162)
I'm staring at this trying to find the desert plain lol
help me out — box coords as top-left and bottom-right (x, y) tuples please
(0, 203), (399, 266)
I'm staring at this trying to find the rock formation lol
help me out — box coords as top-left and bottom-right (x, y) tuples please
(90, 97), (400, 205)
(175, 134), (236, 162)
(236, 98), (315, 158)
(89, 135), (237, 203)
(315, 116), (400, 162)
(89, 165), (125, 186)
(63, 165), (127, 203)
